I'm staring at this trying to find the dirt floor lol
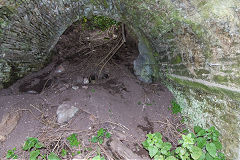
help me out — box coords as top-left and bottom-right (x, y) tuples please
(0, 22), (183, 159)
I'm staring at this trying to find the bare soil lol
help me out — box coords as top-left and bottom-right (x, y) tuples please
(0, 22), (183, 159)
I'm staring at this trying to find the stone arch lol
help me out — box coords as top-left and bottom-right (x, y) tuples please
(1, 0), (240, 158)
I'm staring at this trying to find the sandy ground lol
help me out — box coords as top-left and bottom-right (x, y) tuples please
(0, 23), (182, 159)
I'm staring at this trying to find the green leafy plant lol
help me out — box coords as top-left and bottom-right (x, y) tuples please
(91, 128), (111, 144)
(61, 149), (67, 157)
(170, 100), (182, 114)
(67, 133), (80, 147)
(81, 15), (119, 31)
(48, 152), (61, 160)
(6, 147), (18, 159)
(22, 137), (60, 160)
(142, 126), (225, 160)
(22, 137), (45, 160)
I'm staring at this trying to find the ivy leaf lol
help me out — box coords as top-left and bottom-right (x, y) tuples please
(213, 141), (222, 150)
(154, 155), (164, 160)
(198, 153), (206, 160)
(155, 138), (163, 148)
(196, 137), (207, 149)
(142, 140), (149, 149)
(194, 126), (203, 134)
(154, 132), (162, 139)
(207, 126), (216, 133)
(91, 136), (99, 143)
(35, 142), (44, 149)
(206, 143), (217, 158)
(97, 128), (105, 137)
(190, 146), (203, 160)
(175, 147), (186, 156)
(23, 137), (38, 151)
(182, 134), (195, 146)
(105, 132), (111, 138)
(163, 142), (172, 151)
(165, 156), (178, 160)
(98, 137), (104, 144)
(148, 146), (159, 158)
(67, 134), (80, 147)
(48, 152), (61, 160)
(197, 129), (207, 137)
(205, 153), (214, 160)
(61, 149), (67, 157)
(30, 150), (40, 160)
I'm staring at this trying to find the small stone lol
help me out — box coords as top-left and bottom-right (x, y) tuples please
(55, 65), (65, 73)
(83, 77), (89, 84)
(57, 104), (79, 124)
(72, 86), (79, 90)
(82, 86), (88, 89)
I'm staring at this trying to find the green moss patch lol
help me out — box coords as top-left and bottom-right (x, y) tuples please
(168, 75), (240, 101)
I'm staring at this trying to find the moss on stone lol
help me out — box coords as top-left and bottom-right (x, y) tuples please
(196, 69), (210, 76)
(171, 54), (182, 64)
(168, 75), (240, 102)
(90, 0), (109, 8)
(213, 75), (229, 84)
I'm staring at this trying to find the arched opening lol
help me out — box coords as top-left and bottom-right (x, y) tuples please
(0, 16), (184, 159)
(0, 0), (240, 159)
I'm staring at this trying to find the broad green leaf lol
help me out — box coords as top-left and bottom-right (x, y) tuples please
(212, 136), (219, 142)
(175, 147), (186, 156)
(190, 146), (202, 160)
(67, 134), (80, 147)
(154, 155), (164, 160)
(155, 138), (163, 148)
(166, 156), (178, 160)
(160, 148), (168, 155)
(194, 126), (203, 134)
(182, 134), (194, 146)
(163, 142), (172, 151)
(198, 153), (205, 160)
(30, 150), (40, 160)
(207, 126), (216, 133)
(206, 143), (217, 158)
(97, 128), (105, 137)
(149, 146), (159, 158)
(98, 137), (104, 144)
(213, 130), (220, 137)
(105, 132), (111, 138)
(147, 133), (154, 139)
(6, 148), (18, 159)
(181, 129), (189, 134)
(206, 153), (214, 160)
(61, 149), (67, 157)
(91, 136), (98, 143)
(213, 141), (222, 150)
(142, 140), (149, 149)
(23, 137), (39, 151)
(154, 132), (162, 139)
(48, 152), (61, 160)
(197, 129), (207, 137)
(35, 142), (44, 149)
(196, 137), (207, 149)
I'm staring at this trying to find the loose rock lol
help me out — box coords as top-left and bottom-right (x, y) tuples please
(57, 103), (79, 124)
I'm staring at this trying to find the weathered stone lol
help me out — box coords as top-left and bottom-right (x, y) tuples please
(134, 39), (153, 83)
(57, 103), (79, 124)
(0, 0), (240, 158)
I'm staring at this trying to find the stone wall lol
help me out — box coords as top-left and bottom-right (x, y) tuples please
(0, 0), (240, 158)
